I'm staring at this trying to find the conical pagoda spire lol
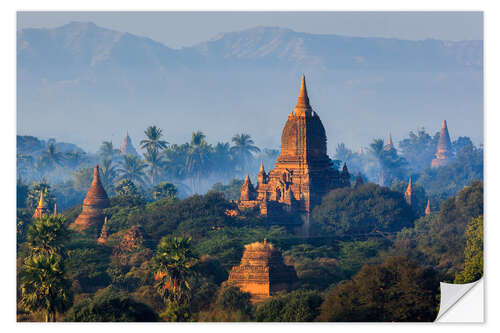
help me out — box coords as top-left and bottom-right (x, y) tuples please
(53, 203), (57, 216)
(404, 177), (413, 206)
(294, 75), (312, 116)
(257, 161), (267, 186)
(71, 164), (110, 232)
(431, 120), (453, 168)
(259, 161), (265, 173)
(33, 189), (48, 219)
(386, 133), (393, 151)
(121, 131), (139, 156)
(425, 199), (431, 215)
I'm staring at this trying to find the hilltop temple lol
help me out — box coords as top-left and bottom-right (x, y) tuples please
(121, 131), (140, 157)
(237, 75), (350, 219)
(431, 120), (453, 168)
(71, 164), (110, 232)
(227, 240), (297, 303)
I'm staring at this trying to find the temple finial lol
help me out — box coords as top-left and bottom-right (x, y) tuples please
(259, 161), (265, 172)
(53, 203), (57, 216)
(425, 199), (431, 215)
(94, 164), (100, 181)
(295, 74), (311, 111)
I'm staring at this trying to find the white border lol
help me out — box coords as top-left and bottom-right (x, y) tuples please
(3, 1), (497, 332)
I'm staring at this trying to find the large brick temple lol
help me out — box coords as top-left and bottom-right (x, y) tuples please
(431, 120), (454, 168)
(227, 240), (297, 303)
(238, 75), (350, 219)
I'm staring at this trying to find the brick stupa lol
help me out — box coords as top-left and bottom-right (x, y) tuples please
(431, 120), (453, 168)
(238, 75), (349, 217)
(227, 240), (297, 303)
(71, 165), (110, 232)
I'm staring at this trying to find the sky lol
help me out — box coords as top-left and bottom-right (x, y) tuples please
(17, 11), (483, 49)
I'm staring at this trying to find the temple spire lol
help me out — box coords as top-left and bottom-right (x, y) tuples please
(404, 177), (413, 206)
(295, 75), (311, 115)
(386, 133), (393, 151)
(33, 189), (48, 219)
(53, 203), (57, 216)
(259, 161), (265, 173)
(425, 199), (431, 215)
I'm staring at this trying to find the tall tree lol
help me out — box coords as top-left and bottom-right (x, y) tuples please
(454, 216), (483, 283)
(39, 142), (65, 170)
(100, 158), (117, 192)
(20, 253), (73, 322)
(98, 141), (121, 162)
(143, 146), (166, 185)
(117, 154), (148, 186)
(185, 131), (211, 193)
(152, 236), (198, 305)
(230, 133), (260, 175)
(140, 125), (168, 152)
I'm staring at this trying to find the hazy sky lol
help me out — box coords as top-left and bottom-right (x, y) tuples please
(18, 11), (483, 49)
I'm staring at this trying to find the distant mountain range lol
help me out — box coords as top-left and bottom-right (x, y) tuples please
(17, 22), (483, 152)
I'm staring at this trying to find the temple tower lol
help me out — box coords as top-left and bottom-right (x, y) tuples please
(404, 177), (413, 206)
(257, 161), (267, 188)
(71, 165), (110, 232)
(227, 240), (297, 303)
(431, 120), (453, 168)
(97, 216), (109, 244)
(239, 75), (343, 216)
(32, 190), (48, 219)
(121, 131), (139, 157)
(355, 172), (364, 187)
(340, 163), (351, 188)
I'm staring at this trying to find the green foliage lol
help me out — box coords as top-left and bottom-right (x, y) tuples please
(26, 181), (56, 212)
(209, 178), (244, 201)
(255, 289), (323, 322)
(417, 144), (483, 198)
(151, 182), (178, 201)
(198, 284), (253, 321)
(27, 215), (70, 255)
(318, 256), (439, 322)
(455, 216), (483, 283)
(398, 181), (483, 278)
(20, 253), (73, 322)
(152, 236), (198, 304)
(312, 183), (414, 236)
(64, 287), (158, 322)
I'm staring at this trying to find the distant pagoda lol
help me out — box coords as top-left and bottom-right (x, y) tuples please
(425, 199), (431, 215)
(385, 133), (394, 151)
(227, 240), (297, 303)
(121, 131), (139, 157)
(71, 165), (110, 232)
(404, 176), (414, 206)
(431, 120), (453, 168)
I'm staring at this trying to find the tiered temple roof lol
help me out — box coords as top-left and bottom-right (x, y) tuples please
(227, 240), (297, 303)
(238, 75), (349, 219)
(71, 165), (110, 232)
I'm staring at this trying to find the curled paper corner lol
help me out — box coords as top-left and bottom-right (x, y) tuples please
(435, 278), (484, 322)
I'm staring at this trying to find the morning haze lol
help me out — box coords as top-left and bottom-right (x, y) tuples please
(17, 12), (483, 153)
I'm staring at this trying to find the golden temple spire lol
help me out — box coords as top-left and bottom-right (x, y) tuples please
(404, 177), (413, 206)
(425, 199), (431, 215)
(53, 203), (57, 216)
(295, 75), (311, 115)
(259, 161), (265, 173)
(386, 133), (393, 151)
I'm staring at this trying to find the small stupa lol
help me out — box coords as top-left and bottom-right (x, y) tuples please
(404, 177), (413, 206)
(32, 190), (48, 219)
(121, 131), (139, 157)
(71, 165), (110, 232)
(97, 216), (109, 244)
(227, 239), (297, 303)
(431, 120), (453, 168)
(425, 199), (431, 215)
(385, 133), (394, 151)
(240, 173), (256, 201)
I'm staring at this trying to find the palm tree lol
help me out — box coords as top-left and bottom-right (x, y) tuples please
(39, 143), (65, 169)
(65, 150), (87, 168)
(99, 141), (121, 161)
(230, 133), (260, 175)
(140, 125), (168, 153)
(335, 143), (353, 164)
(27, 215), (69, 255)
(117, 154), (148, 186)
(20, 253), (73, 322)
(185, 131), (211, 193)
(143, 146), (166, 185)
(152, 236), (198, 305)
(211, 142), (236, 179)
(100, 158), (117, 192)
